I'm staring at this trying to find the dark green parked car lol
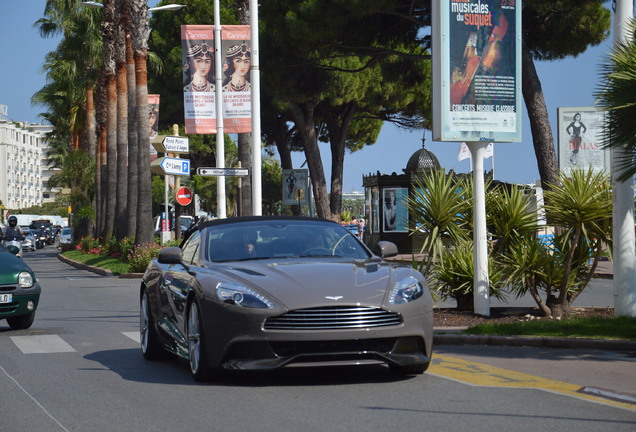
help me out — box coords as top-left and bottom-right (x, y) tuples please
(0, 244), (41, 330)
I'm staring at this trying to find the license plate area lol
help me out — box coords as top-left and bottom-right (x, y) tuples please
(0, 294), (13, 304)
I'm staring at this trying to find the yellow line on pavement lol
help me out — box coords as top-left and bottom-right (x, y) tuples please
(429, 354), (636, 412)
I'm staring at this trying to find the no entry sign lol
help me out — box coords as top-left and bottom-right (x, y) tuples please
(175, 187), (193, 206)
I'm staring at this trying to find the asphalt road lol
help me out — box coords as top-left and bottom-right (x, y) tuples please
(0, 247), (633, 432)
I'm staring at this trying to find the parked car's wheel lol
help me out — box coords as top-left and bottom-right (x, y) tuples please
(389, 362), (429, 375)
(7, 312), (35, 330)
(187, 301), (213, 381)
(140, 290), (164, 360)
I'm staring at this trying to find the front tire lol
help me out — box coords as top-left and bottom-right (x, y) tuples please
(140, 290), (163, 360)
(187, 301), (213, 382)
(7, 312), (35, 330)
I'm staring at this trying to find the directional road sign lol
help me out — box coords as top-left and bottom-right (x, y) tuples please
(197, 167), (249, 177)
(151, 157), (191, 176)
(153, 136), (190, 154)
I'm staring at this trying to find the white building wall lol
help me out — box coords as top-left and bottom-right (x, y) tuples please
(0, 121), (52, 211)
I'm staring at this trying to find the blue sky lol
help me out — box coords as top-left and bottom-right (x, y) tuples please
(0, 1), (616, 192)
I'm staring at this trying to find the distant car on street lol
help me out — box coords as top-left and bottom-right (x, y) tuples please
(55, 227), (72, 247)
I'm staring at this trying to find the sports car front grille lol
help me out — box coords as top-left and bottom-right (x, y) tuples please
(264, 306), (402, 330)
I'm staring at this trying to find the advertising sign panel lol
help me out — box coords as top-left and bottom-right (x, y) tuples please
(557, 107), (610, 175)
(432, 0), (522, 143)
(282, 169), (309, 206)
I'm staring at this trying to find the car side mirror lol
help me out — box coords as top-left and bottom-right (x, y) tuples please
(375, 241), (398, 258)
(157, 247), (182, 264)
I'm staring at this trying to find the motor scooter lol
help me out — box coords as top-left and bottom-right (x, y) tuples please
(2, 236), (24, 258)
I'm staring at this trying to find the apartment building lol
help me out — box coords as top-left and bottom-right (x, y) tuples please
(0, 119), (54, 211)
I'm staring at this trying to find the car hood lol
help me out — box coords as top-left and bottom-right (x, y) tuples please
(211, 259), (396, 310)
(0, 252), (33, 284)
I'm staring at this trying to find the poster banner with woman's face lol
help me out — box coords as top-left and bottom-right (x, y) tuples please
(557, 107), (609, 175)
(148, 94), (160, 162)
(181, 25), (216, 134)
(382, 187), (409, 233)
(221, 25), (252, 134)
(432, 0), (522, 143)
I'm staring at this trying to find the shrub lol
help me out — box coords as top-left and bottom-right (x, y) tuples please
(78, 236), (101, 254)
(118, 236), (137, 263)
(127, 242), (164, 273)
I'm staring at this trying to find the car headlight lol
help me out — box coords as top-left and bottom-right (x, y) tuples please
(216, 283), (275, 309)
(389, 276), (424, 304)
(18, 271), (34, 288)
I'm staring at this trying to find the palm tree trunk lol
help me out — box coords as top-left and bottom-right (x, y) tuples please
(125, 7), (138, 239)
(115, 4), (129, 239)
(130, 0), (153, 245)
(102, 0), (117, 243)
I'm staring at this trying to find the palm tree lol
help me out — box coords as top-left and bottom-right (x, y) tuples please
(406, 170), (471, 277)
(129, 0), (153, 245)
(595, 18), (636, 182)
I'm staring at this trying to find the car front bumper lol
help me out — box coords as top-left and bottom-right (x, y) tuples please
(200, 302), (433, 371)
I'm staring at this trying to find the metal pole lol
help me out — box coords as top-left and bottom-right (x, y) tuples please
(469, 141), (490, 316)
(612, 0), (636, 317)
(250, 0), (263, 215)
(214, 0), (227, 218)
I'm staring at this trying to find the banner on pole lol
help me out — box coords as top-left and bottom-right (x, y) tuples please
(182, 25), (216, 134)
(148, 94), (160, 162)
(181, 25), (252, 135)
(221, 25), (252, 134)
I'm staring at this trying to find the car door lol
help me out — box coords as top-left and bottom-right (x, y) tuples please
(159, 231), (201, 354)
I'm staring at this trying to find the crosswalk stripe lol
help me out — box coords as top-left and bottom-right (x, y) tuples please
(122, 332), (140, 343)
(10, 335), (76, 354)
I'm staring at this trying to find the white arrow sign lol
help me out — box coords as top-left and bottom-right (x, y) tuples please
(197, 167), (249, 177)
(152, 157), (190, 176)
(153, 136), (190, 154)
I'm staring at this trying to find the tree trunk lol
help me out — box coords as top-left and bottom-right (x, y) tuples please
(238, 133), (252, 216)
(273, 124), (301, 216)
(102, 0), (117, 243)
(289, 102), (333, 220)
(324, 103), (357, 219)
(237, 0), (252, 216)
(115, 12), (129, 239)
(125, 9), (138, 239)
(104, 73), (117, 242)
(130, 0), (153, 245)
(521, 42), (560, 192)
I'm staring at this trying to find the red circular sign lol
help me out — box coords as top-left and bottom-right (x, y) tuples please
(175, 187), (193, 206)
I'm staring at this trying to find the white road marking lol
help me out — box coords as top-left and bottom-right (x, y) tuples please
(123, 332), (140, 343)
(10, 335), (76, 354)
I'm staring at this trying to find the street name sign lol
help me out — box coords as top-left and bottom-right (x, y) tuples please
(151, 157), (191, 176)
(197, 167), (249, 177)
(153, 136), (190, 154)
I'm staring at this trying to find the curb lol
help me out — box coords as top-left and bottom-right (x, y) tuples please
(56, 253), (143, 279)
(433, 332), (636, 351)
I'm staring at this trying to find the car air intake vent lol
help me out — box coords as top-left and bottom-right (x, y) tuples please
(264, 306), (402, 330)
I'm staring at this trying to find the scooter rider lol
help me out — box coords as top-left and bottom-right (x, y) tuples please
(1, 216), (25, 256)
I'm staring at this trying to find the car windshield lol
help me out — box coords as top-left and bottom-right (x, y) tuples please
(62, 228), (71, 235)
(204, 219), (371, 263)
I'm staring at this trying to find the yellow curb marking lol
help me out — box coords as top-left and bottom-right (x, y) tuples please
(429, 354), (636, 412)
